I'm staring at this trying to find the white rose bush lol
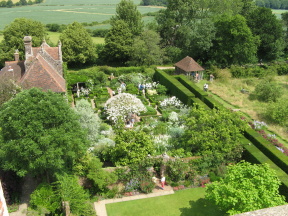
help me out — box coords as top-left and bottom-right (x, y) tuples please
(104, 93), (147, 123)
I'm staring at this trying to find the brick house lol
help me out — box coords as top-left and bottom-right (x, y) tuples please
(174, 56), (205, 80)
(0, 36), (66, 93)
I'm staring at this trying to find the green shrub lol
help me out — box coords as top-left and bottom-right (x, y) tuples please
(139, 179), (155, 194)
(264, 99), (288, 126)
(30, 183), (60, 214)
(252, 78), (283, 102)
(166, 159), (189, 182)
(156, 84), (167, 95)
(140, 105), (157, 116)
(270, 62), (288, 75)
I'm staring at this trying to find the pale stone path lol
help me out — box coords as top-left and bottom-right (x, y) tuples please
(94, 184), (174, 216)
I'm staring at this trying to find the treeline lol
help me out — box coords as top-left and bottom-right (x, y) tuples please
(256, 0), (288, 9)
(46, 21), (110, 37)
(140, 0), (168, 6)
(140, 0), (288, 10)
(0, 0), (43, 8)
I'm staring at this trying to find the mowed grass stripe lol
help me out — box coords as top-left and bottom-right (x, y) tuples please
(106, 188), (224, 216)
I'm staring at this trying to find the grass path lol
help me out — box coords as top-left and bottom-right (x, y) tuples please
(195, 77), (288, 149)
(106, 187), (225, 216)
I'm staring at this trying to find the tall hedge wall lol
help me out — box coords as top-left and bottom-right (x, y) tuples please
(241, 137), (288, 200)
(153, 70), (195, 105)
(244, 128), (288, 174)
(174, 75), (208, 100)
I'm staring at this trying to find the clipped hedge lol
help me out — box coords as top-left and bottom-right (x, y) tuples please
(241, 137), (288, 200)
(174, 75), (208, 100)
(244, 128), (288, 175)
(140, 105), (157, 116)
(98, 66), (147, 76)
(153, 70), (195, 105)
(190, 97), (210, 109)
(203, 95), (224, 109)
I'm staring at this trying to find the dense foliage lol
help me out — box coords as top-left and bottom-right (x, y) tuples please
(0, 18), (47, 66)
(253, 78), (283, 102)
(180, 107), (248, 168)
(110, 130), (154, 166)
(0, 88), (89, 178)
(206, 161), (286, 215)
(60, 22), (97, 66)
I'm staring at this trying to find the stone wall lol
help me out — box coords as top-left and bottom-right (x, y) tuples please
(233, 204), (288, 216)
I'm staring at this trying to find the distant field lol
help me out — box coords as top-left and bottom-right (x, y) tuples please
(0, 0), (162, 30)
(272, 9), (288, 19)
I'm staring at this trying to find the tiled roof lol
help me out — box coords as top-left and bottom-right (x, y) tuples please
(1, 37), (65, 93)
(20, 54), (65, 93)
(174, 56), (204, 72)
(45, 47), (59, 60)
(0, 61), (25, 81)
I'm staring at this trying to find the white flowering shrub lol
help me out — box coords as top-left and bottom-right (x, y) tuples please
(145, 82), (158, 89)
(253, 120), (267, 130)
(153, 134), (171, 153)
(160, 96), (185, 109)
(78, 87), (91, 97)
(168, 111), (179, 123)
(147, 89), (157, 95)
(74, 99), (103, 147)
(104, 93), (147, 123)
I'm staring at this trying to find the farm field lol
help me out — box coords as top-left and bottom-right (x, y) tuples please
(106, 187), (224, 216)
(0, 0), (162, 30)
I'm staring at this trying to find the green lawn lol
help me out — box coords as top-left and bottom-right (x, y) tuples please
(106, 187), (225, 216)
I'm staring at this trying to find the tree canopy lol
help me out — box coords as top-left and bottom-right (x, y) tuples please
(180, 107), (248, 168)
(0, 18), (47, 66)
(128, 30), (164, 66)
(206, 161), (286, 215)
(111, 0), (144, 36)
(110, 130), (154, 166)
(210, 14), (259, 66)
(103, 20), (134, 65)
(0, 88), (89, 178)
(247, 7), (284, 61)
(60, 22), (97, 66)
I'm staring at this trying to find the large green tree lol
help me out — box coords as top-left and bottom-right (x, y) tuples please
(111, 0), (144, 36)
(206, 161), (286, 215)
(0, 77), (21, 107)
(210, 14), (259, 66)
(0, 88), (89, 178)
(128, 30), (164, 66)
(0, 18), (47, 66)
(60, 22), (97, 66)
(103, 20), (134, 65)
(246, 7), (284, 61)
(180, 107), (248, 168)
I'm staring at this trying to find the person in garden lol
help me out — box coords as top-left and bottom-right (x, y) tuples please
(195, 72), (199, 82)
(161, 176), (166, 189)
(204, 83), (208, 92)
(120, 82), (126, 91)
(210, 74), (214, 82)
